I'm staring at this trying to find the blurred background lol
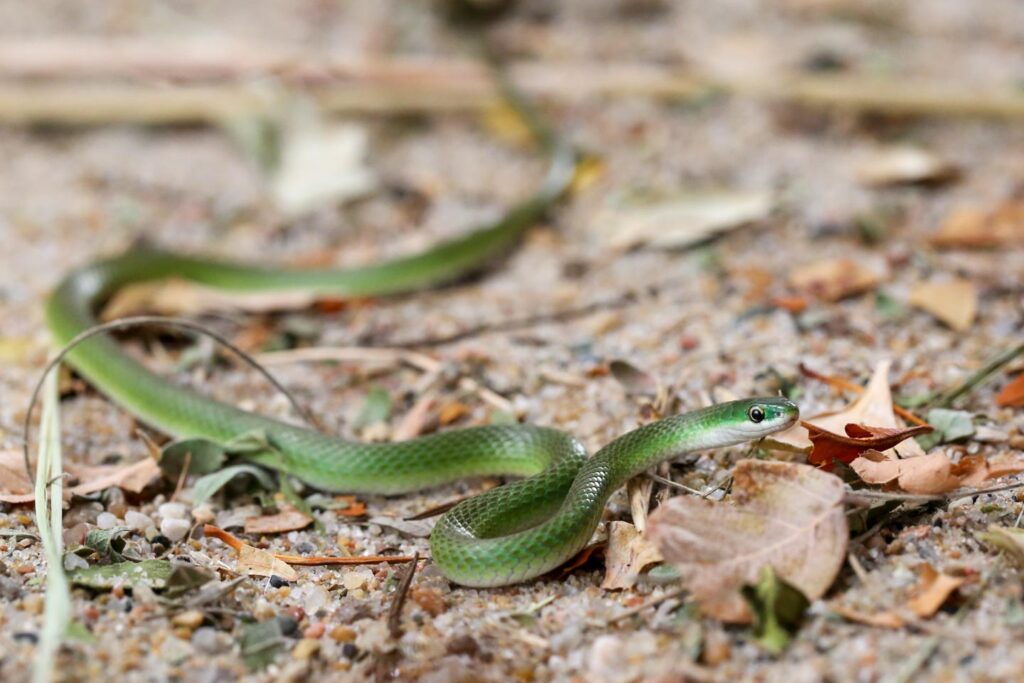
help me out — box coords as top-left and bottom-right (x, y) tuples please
(3, 2), (1024, 680)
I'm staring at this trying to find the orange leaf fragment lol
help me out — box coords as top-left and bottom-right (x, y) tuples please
(788, 258), (882, 302)
(832, 604), (905, 629)
(931, 202), (1024, 249)
(996, 374), (1024, 408)
(906, 564), (964, 618)
(908, 279), (978, 331)
(805, 422), (933, 470)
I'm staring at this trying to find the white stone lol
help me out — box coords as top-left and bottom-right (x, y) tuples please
(160, 517), (192, 542)
(125, 511), (154, 531)
(191, 504), (215, 525)
(96, 512), (119, 530)
(158, 502), (188, 520)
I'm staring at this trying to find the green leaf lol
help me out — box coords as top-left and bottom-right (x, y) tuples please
(84, 527), (139, 562)
(67, 559), (174, 590)
(917, 408), (975, 450)
(976, 525), (1024, 566)
(354, 386), (391, 428)
(740, 565), (810, 656)
(192, 464), (276, 506)
(240, 618), (289, 670)
(488, 409), (518, 425)
(163, 563), (216, 598)
(64, 620), (96, 644)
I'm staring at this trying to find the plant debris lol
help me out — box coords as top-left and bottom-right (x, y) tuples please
(648, 460), (847, 622)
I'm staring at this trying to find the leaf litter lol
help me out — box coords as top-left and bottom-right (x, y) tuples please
(647, 460), (847, 623)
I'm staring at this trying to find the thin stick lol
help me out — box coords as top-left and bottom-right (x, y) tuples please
(607, 586), (686, 625)
(22, 315), (323, 480)
(203, 525), (414, 566)
(388, 552), (420, 639)
(843, 478), (1024, 505)
(932, 342), (1024, 408)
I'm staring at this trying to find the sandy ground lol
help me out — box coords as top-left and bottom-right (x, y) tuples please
(2, 1), (1024, 681)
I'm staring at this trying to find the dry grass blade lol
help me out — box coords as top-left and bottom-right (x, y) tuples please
(32, 371), (70, 683)
(203, 525), (414, 567)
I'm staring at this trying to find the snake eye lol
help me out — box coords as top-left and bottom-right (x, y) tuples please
(748, 405), (766, 423)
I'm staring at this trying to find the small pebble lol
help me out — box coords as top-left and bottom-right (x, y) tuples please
(341, 643), (359, 659)
(106, 489), (128, 517)
(293, 638), (321, 660)
(191, 505), (215, 525)
(22, 594), (44, 614)
(269, 575), (290, 588)
(303, 622), (326, 639)
(158, 502), (188, 520)
(330, 626), (356, 642)
(160, 518), (191, 542)
(446, 635), (480, 657)
(125, 511), (154, 531)
(171, 610), (205, 630)
(191, 627), (226, 655)
(96, 512), (120, 530)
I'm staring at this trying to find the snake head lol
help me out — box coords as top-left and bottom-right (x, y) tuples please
(733, 396), (800, 438)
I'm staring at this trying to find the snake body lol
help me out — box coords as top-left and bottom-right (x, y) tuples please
(45, 151), (798, 587)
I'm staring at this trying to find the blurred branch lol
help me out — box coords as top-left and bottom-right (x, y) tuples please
(1, 39), (1023, 124)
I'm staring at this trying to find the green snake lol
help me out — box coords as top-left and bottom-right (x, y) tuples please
(45, 146), (798, 588)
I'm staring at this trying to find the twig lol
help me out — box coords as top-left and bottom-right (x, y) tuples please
(931, 342), (1024, 408)
(203, 525), (414, 567)
(22, 315), (323, 480)
(843, 479), (1024, 505)
(2, 42), (1024, 123)
(388, 552), (420, 639)
(607, 586), (686, 625)
(256, 346), (440, 374)
(170, 451), (192, 502)
(646, 472), (704, 496)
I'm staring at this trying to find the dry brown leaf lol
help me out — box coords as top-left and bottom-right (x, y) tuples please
(931, 202), (1024, 249)
(906, 564), (963, 618)
(767, 361), (928, 460)
(102, 279), (320, 319)
(237, 543), (300, 581)
(908, 279), (978, 331)
(647, 460), (847, 623)
(851, 451), (1024, 494)
(243, 508), (313, 535)
(595, 191), (773, 250)
(438, 402), (472, 426)
(788, 258), (882, 302)
(600, 521), (664, 590)
(805, 422), (933, 470)
(996, 374), (1024, 408)
(0, 449), (160, 504)
(831, 604), (905, 629)
(855, 147), (958, 187)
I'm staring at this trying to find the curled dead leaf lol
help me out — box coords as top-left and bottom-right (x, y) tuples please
(0, 449), (160, 504)
(850, 451), (1024, 494)
(906, 564), (963, 618)
(805, 422), (933, 470)
(766, 361), (928, 461)
(647, 460), (847, 623)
